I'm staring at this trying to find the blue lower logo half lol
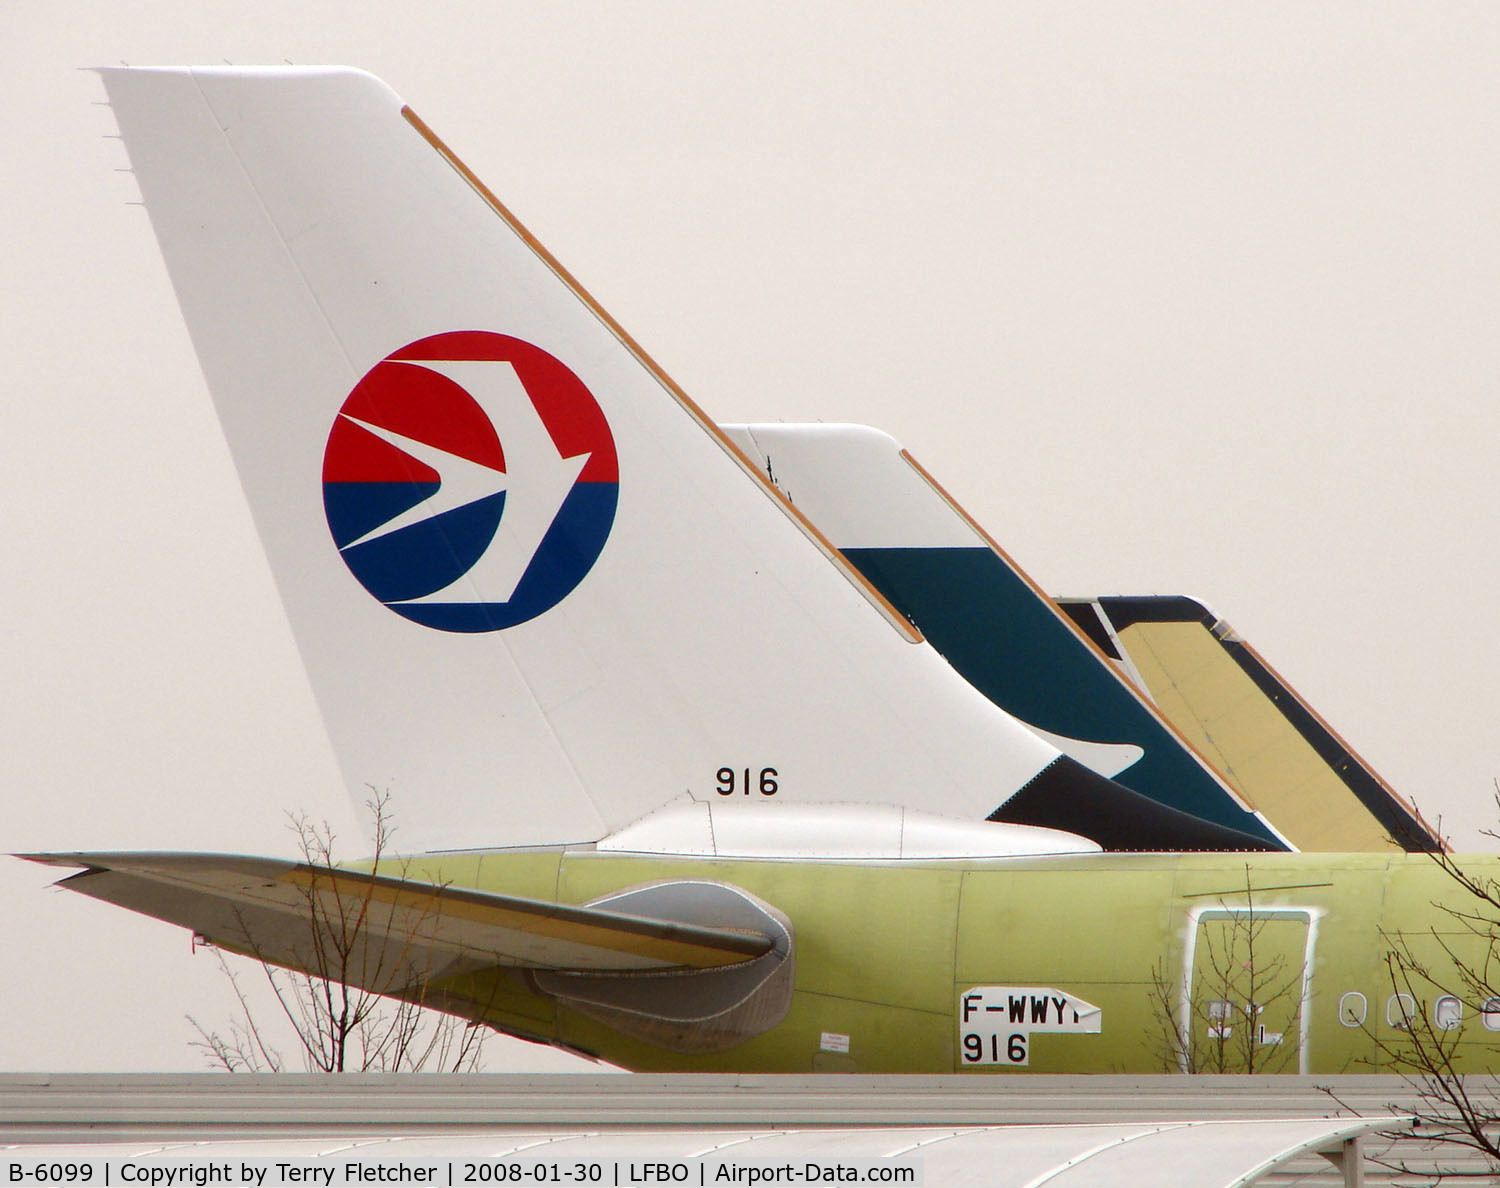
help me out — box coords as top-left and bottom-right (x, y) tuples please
(324, 483), (506, 605)
(323, 480), (617, 632)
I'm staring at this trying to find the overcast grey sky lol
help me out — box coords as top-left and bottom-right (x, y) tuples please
(4, 2), (1500, 1071)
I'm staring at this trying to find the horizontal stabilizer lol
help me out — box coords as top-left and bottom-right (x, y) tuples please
(24, 852), (773, 977)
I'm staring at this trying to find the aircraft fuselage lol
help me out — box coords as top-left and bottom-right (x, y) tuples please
(398, 849), (1500, 1075)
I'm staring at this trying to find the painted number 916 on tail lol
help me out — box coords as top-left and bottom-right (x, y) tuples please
(715, 767), (778, 796)
(958, 987), (1102, 1068)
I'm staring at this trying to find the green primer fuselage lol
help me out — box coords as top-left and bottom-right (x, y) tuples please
(402, 846), (1500, 1074)
(403, 848), (1500, 1075)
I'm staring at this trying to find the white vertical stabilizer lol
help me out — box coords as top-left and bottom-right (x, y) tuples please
(100, 67), (1072, 852)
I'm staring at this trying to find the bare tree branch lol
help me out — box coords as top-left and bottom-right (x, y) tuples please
(188, 791), (496, 1073)
(1148, 867), (1303, 1074)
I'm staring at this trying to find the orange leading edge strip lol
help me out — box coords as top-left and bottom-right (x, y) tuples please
(399, 106), (921, 645)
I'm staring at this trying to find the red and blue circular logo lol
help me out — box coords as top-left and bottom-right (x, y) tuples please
(321, 331), (618, 633)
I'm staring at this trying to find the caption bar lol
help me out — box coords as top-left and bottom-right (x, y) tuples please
(7, 1161), (921, 1187)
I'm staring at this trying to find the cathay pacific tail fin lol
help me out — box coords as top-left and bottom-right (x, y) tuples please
(98, 66), (1263, 854)
(723, 424), (1286, 850)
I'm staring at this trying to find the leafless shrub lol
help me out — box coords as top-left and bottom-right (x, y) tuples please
(188, 791), (491, 1072)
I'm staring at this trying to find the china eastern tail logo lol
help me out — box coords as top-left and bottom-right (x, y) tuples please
(322, 331), (619, 633)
